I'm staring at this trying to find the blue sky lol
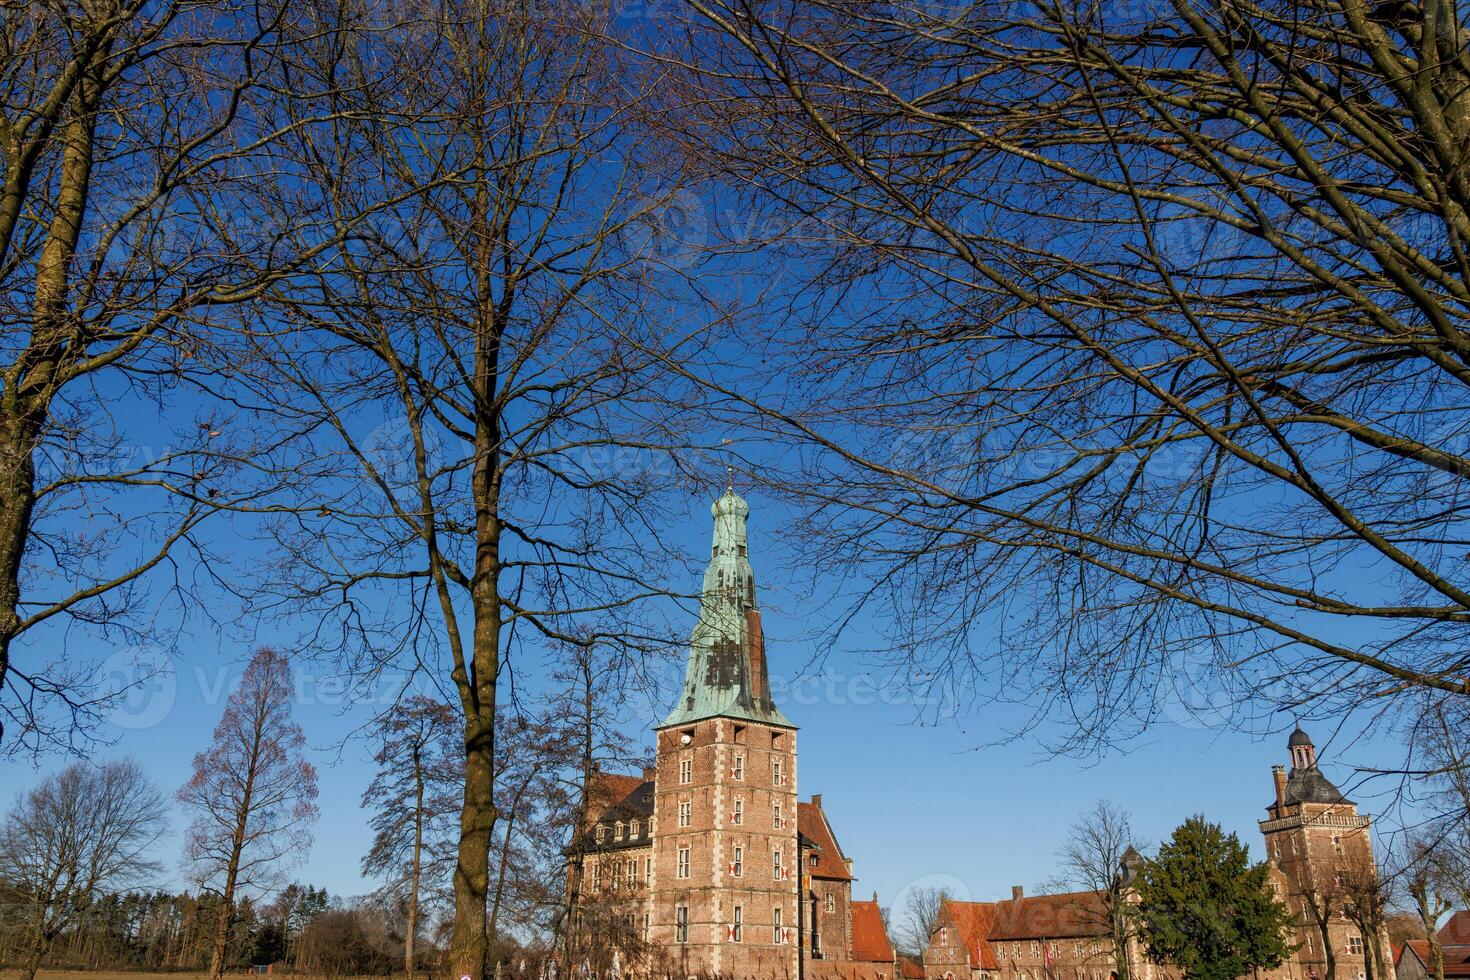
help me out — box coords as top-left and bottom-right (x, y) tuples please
(0, 482), (1409, 918)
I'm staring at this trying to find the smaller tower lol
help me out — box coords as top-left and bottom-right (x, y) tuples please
(1260, 727), (1387, 980)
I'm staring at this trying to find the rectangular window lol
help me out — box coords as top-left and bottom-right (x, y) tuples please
(680, 757), (693, 784)
(614, 822), (624, 841)
(773, 802), (783, 829)
(1348, 935), (1364, 955)
(642, 912), (650, 941)
(733, 845), (743, 877)
(625, 859), (635, 887)
(772, 757), (784, 785)
(733, 906), (743, 943)
(593, 861), (602, 890)
(733, 799), (744, 825)
(1333, 834), (1344, 856)
(678, 800), (692, 827)
(825, 893), (835, 913)
(675, 906), (688, 944)
(774, 907), (784, 944)
(773, 847), (783, 880)
(677, 847), (690, 879)
(733, 753), (745, 780)
(644, 856), (652, 884)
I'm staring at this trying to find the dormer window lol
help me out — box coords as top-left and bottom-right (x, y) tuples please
(595, 825), (606, 843)
(630, 819), (640, 838)
(614, 821), (624, 840)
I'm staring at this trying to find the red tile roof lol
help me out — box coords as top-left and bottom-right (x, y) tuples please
(938, 900), (1000, 971)
(798, 800), (854, 880)
(587, 772), (644, 822)
(1444, 912), (1470, 946)
(898, 955), (924, 979)
(851, 901), (894, 963)
(987, 890), (1109, 940)
(934, 892), (1111, 970)
(1402, 939), (1470, 977)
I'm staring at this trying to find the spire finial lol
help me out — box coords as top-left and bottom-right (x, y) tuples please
(726, 464), (734, 492)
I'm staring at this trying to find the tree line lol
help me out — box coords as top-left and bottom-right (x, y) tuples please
(0, 646), (604, 980)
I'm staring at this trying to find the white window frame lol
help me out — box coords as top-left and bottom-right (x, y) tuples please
(680, 757), (693, 785)
(677, 847), (690, 879)
(675, 905), (688, 944)
(678, 800), (692, 827)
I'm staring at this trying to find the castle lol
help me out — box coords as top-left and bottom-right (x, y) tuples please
(566, 490), (1395, 980)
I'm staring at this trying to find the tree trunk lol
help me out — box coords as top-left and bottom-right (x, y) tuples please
(0, 44), (103, 749)
(449, 713), (496, 980)
(20, 940), (45, 980)
(407, 746), (424, 980)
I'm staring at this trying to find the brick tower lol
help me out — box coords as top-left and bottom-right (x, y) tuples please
(650, 488), (800, 979)
(1259, 727), (1389, 980)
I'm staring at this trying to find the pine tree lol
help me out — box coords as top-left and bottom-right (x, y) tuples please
(1135, 815), (1295, 980)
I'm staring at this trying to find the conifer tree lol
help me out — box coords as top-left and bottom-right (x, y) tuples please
(1135, 816), (1294, 980)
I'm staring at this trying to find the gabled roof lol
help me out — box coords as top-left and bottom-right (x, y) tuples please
(1401, 938), (1470, 978)
(937, 900), (999, 971)
(798, 799), (853, 880)
(933, 892), (1112, 970)
(1443, 911), (1470, 946)
(851, 901), (894, 963)
(587, 772), (646, 822)
(987, 890), (1108, 940)
(898, 955), (925, 979)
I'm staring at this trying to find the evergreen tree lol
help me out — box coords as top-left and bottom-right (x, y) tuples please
(1135, 816), (1295, 980)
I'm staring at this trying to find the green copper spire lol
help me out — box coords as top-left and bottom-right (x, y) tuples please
(660, 489), (794, 729)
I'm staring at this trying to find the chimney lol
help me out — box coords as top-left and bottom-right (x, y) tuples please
(1011, 885), (1024, 901)
(745, 607), (767, 702)
(811, 793), (823, 808)
(1272, 765), (1288, 809)
(642, 766), (656, 783)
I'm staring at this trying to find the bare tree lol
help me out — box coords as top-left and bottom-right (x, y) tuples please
(1055, 800), (1137, 980)
(895, 886), (952, 957)
(667, 0), (1470, 763)
(0, 0), (368, 753)
(1340, 853), (1392, 980)
(235, 4), (711, 977)
(1404, 837), (1455, 980)
(362, 695), (463, 980)
(0, 759), (166, 980)
(178, 647), (319, 980)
